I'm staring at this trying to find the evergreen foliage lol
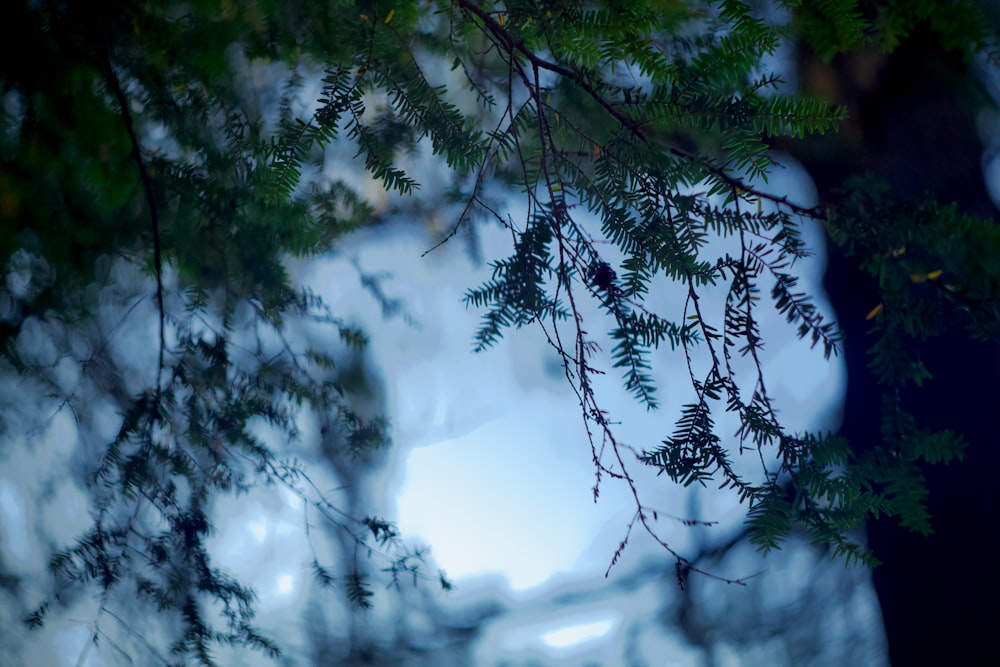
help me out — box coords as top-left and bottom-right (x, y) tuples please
(2, 0), (998, 662)
(783, 0), (994, 59)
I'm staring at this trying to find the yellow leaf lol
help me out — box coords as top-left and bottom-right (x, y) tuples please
(910, 274), (926, 283)
(865, 303), (883, 320)
(384, 9), (395, 24)
(891, 246), (906, 257)
(927, 269), (943, 280)
(498, 13), (507, 26)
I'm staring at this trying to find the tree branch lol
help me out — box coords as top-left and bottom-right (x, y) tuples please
(457, 0), (823, 218)
(100, 45), (166, 393)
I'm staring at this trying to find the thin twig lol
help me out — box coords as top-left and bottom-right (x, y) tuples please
(100, 46), (166, 393)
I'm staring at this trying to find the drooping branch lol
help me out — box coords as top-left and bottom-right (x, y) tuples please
(451, 0), (864, 580)
(100, 44), (167, 393)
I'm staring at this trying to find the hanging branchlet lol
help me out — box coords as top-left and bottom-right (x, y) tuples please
(456, 0), (858, 577)
(454, 0), (998, 577)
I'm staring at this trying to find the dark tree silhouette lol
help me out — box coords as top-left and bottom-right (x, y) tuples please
(790, 24), (1000, 664)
